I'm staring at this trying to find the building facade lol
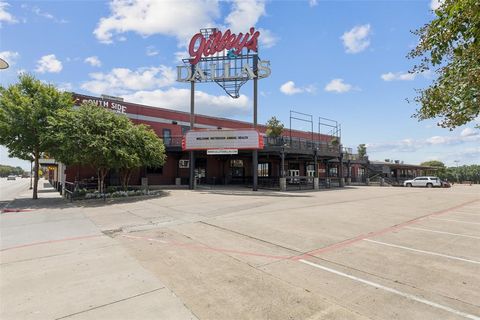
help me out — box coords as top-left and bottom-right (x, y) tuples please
(55, 93), (369, 191)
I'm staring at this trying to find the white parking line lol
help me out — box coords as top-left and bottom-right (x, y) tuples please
(405, 227), (480, 240)
(364, 239), (480, 265)
(299, 259), (480, 320)
(430, 218), (480, 225)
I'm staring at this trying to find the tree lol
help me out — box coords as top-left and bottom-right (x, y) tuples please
(357, 144), (367, 158)
(420, 160), (446, 178)
(118, 124), (166, 190)
(48, 103), (135, 193)
(48, 103), (166, 192)
(0, 74), (73, 199)
(408, 0), (480, 129)
(0, 165), (24, 177)
(265, 116), (284, 138)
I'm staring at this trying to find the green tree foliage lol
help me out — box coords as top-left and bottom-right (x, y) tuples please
(443, 165), (480, 183)
(0, 74), (73, 199)
(357, 144), (367, 158)
(0, 165), (24, 177)
(118, 124), (166, 190)
(408, 0), (480, 129)
(48, 103), (166, 192)
(265, 116), (284, 138)
(421, 160), (447, 178)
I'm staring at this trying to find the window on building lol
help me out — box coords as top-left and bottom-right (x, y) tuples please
(179, 160), (189, 168)
(181, 126), (189, 135)
(230, 159), (244, 177)
(289, 163), (299, 170)
(147, 166), (163, 174)
(306, 164), (315, 177)
(163, 129), (171, 146)
(258, 163), (270, 177)
(230, 160), (244, 167)
(329, 167), (338, 176)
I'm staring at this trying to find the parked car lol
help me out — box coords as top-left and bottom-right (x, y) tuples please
(7, 175), (16, 180)
(403, 176), (442, 188)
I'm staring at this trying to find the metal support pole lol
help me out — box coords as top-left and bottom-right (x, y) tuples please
(281, 149), (285, 178)
(252, 55), (258, 191)
(189, 77), (196, 190)
(29, 160), (33, 189)
(314, 150), (318, 178)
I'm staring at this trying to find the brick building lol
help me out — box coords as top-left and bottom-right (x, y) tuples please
(52, 93), (369, 191)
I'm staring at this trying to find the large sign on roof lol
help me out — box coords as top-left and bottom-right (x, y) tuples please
(182, 129), (264, 150)
(188, 27), (260, 65)
(176, 27), (270, 98)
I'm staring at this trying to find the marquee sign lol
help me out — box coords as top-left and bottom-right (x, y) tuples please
(182, 129), (264, 151)
(177, 27), (270, 98)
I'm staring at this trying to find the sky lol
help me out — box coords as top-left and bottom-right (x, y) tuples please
(0, 0), (479, 171)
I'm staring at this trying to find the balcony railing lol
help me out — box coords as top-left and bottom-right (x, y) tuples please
(160, 135), (365, 157)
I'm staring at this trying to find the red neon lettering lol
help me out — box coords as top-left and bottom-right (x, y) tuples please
(187, 28), (260, 65)
(188, 33), (206, 65)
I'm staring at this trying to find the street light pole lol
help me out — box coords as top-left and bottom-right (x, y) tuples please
(29, 160), (33, 189)
(454, 160), (460, 183)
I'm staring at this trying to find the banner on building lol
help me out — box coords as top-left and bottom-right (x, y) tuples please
(182, 129), (264, 151)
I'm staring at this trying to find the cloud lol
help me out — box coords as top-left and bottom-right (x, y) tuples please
(93, 0), (220, 44)
(341, 24), (371, 54)
(0, 1), (17, 25)
(22, 4), (68, 23)
(84, 56), (102, 67)
(430, 0), (443, 10)
(0, 50), (19, 66)
(460, 127), (477, 137)
(309, 0), (318, 7)
(225, 0), (265, 32)
(381, 71), (415, 81)
(35, 54), (63, 73)
(81, 66), (176, 95)
(324, 78), (353, 93)
(57, 82), (73, 92)
(258, 28), (278, 49)
(280, 81), (316, 95)
(122, 88), (250, 117)
(146, 46), (159, 57)
(367, 128), (480, 152)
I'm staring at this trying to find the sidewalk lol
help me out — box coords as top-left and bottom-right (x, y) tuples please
(0, 179), (198, 320)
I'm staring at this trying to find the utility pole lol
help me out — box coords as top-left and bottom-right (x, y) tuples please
(454, 160), (460, 183)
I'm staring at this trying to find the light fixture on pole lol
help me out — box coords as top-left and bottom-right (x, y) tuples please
(0, 58), (9, 70)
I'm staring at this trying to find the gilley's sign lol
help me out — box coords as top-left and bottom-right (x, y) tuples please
(188, 27), (260, 65)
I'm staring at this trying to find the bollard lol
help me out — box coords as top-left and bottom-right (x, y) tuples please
(313, 177), (319, 190)
(280, 178), (287, 191)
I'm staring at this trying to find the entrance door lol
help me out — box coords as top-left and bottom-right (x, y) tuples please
(195, 158), (206, 184)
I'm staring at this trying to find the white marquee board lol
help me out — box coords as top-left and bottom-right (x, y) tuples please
(183, 129), (263, 150)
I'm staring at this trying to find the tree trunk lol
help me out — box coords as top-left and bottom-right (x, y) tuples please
(126, 170), (132, 190)
(97, 168), (108, 193)
(33, 149), (39, 200)
(120, 169), (128, 191)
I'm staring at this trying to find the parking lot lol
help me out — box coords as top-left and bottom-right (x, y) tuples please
(1, 181), (479, 319)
